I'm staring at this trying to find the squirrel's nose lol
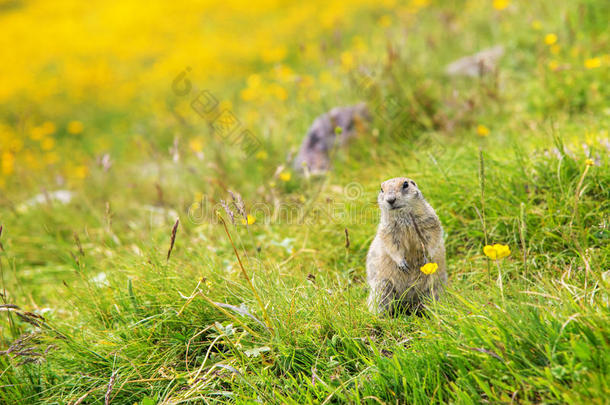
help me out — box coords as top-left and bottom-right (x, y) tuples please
(386, 197), (396, 205)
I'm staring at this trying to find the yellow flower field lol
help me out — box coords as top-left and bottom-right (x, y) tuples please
(1, 0), (416, 190)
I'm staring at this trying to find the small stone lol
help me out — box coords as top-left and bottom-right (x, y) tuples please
(446, 45), (504, 77)
(293, 103), (370, 174)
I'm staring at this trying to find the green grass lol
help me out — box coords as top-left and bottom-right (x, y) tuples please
(1, 0), (609, 403)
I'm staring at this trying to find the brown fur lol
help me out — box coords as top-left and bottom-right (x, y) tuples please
(366, 177), (447, 315)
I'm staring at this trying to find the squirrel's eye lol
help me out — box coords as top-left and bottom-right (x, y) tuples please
(380, 187), (383, 193)
(402, 181), (409, 189)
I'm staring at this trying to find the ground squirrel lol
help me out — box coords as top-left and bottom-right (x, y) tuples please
(366, 177), (447, 315)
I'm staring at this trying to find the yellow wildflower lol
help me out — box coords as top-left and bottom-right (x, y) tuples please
(274, 65), (294, 82)
(483, 245), (497, 259)
(241, 214), (256, 225)
(240, 87), (257, 101)
(41, 137), (55, 150)
(548, 60), (559, 71)
(483, 244), (511, 260)
(239, 87), (258, 101)
(340, 51), (354, 70)
(74, 165), (89, 179)
(476, 124), (490, 136)
(378, 15), (392, 27)
(544, 33), (557, 45)
(531, 20), (542, 30)
(413, 0), (430, 7)
(189, 202), (200, 213)
(352, 36), (368, 52)
(279, 171), (291, 182)
(42, 121), (56, 135)
(30, 126), (47, 140)
(189, 137), (204, 153)
(9, 137), (23, 152)
(247, 74), (262, 88)
(219, 100), (233, 111)
(45, 152), (59, 165)
(193, 191), (204, 202)
(67, 120), (84, 134)
(261, 46), (286, 63)
(585, 158), (594, 166)
(492, 0), (510, 11)
(23, 151), (41, 170)
(496, 245), (511, 258)
(269, 83), (287, 101)
(420, 262), (438, 275)
(1, 152), (15, 175)
(584, 57), (601, 69)
(299, 74), (315, 88)
(255, 150), (268, 160)
(31, 121), (56, 140)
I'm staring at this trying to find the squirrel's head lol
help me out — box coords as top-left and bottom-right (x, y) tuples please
(378, 177), (422, 212)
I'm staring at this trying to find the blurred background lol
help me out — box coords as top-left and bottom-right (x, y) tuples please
(0, 0), (607, 196)
(1, 0), (406, 192)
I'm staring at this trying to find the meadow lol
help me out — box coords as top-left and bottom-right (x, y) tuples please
(0, 0), (609, 403)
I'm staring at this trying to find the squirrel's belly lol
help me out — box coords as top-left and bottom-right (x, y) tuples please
(384, 258), (442, 295)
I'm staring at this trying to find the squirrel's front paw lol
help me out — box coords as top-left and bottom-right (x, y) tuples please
(398, 259), (411, 272)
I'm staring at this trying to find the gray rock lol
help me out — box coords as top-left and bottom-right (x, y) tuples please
(446, 45), (504, 77)
(294, 103), (370, 174)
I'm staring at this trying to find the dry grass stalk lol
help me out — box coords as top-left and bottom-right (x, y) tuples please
(105, 371), (117, 405)
(216, 212), (272, 330)
(520, 202), (527, 277)
(16, 311), (45, 327)
(0, 331), (47, 366)
(228, 190), (246, 222)
(477, 148), (491, 283)
(74, 232), (85, 256)
(73, 388), (94, 405)
(167, 218), (179, 261)
(220, 199), (235, 224)
(155, 182), (164, 206)
(569, 163), (592, 229)
(105, 202), (112, 231)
